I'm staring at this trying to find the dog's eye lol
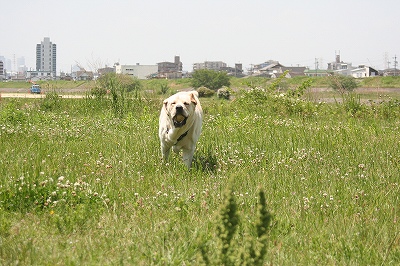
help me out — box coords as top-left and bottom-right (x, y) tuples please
(184, 102), (189, 106)
(171, 102), (176, 105)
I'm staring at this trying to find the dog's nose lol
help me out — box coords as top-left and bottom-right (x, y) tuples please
(176, 105), (183, 111)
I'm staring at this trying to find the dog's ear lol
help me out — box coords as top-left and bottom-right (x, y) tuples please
(163, 100), (169, 111)
(190, 92), (197, 105)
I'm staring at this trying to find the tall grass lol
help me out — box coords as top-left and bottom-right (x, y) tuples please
(0, 84), (399, 265)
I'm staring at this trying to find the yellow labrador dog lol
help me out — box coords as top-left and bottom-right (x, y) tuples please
(159, 91), (203, 168)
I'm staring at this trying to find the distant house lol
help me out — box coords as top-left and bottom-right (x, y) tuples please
(251, 61), (283, 77)
(220, 63), (244, 77)
(281, 67), (307, 77)
(115, 63), (158, 79)
(304, 69), (330, 77)
(76, 71), (94, 81)
(327, 54), (355, 76)
(26, 70), (55, 81)
(70, 67), (94, 81)
(382, 68), (400, 76)
(252, 61), (306, 78)
(60, 72), (73, 81)
(157, 56), (182, 79)
(253, 60), (281, 72)
(193, 61), (227, 71)
(98, 66), (115, 76)
(351, 65), (379, 78)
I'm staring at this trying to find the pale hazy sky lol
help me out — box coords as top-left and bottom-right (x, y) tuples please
(2, 0), (399, 73)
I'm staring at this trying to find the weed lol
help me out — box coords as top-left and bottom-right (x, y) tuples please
(41, 90), (61, 111)
(0, 100), (26, 124)
(160, 83), (170, 95)
(199, 186), (273, 265)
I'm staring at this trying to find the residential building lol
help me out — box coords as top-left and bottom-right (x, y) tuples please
(220, 63), (244, 77)
(251, 60), (307, 78)
(73, 68), (94, 81)
(193, 61), (227, 71)
(351, 65), (378, 78)
(36, 37), (57, 77)
(253, 60), (281, 72)
(0, 56), (11, 73)
(17, 57), (26, 74)
(26, 70), (55, 81)
(0, 60), (4, 80)
(98, 65), (115, 76)
(115, 63), (158, 79)
(327, 54), (354, 76)
(157, 56), (183, 79)
(252, 61), (284, 76)
(281, 67), (307, 77)
(158, 56), (182, 72)
(304, 69), (330, 77)
(382, 68), (399, 76)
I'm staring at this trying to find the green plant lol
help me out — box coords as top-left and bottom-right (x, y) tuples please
(197, 86), (215, 98)
(341, 93), (365, 116)
(41, 90), (61, 111)
(160, 82), (169, 95)
(236, 72), (316, 117)
(328, 75), (359, 93)
(217, 86), (231, 100)
(191, 69), (231, 90)
(199, 186), (273, 265)
(244, 190), (272, 266)
(0, 100), (26, 124)
(90, 86), (107, 98)
(216, 184), (240, 265)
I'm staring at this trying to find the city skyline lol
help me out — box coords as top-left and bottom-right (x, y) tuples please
(2, 0), (399, 74)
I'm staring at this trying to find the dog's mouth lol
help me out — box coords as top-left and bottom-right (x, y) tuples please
(173, 114), (187, 128)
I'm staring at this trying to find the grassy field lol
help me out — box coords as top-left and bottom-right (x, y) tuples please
(2, 75), (400, 90)
(0, 82), (399, 265)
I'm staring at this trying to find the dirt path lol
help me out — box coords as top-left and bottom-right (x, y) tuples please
(0, 92), (85, 99)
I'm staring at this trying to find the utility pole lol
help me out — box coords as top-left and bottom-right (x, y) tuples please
(393, 55), (398, 76)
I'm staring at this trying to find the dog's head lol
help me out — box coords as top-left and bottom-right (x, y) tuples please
(163, 91), (199, 128)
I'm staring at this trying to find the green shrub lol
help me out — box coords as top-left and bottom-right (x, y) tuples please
(0, 100), (26, 124)
(217, 86), (231, 100)
(41, 91), (61, 111)
(197, 86), (215, 98)
(328, 75), (359, 92)
(90, 86), (107, 98)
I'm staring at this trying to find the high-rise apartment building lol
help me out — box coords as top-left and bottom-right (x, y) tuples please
(36, 37), (56, 76)
(0, 60), (4, 79)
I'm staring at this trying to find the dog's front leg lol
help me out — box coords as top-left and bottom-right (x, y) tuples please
(182, 146), (195, 168)
(161, 141), (172, 161)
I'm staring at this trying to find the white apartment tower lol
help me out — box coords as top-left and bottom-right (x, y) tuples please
(36, 37), (56, 76)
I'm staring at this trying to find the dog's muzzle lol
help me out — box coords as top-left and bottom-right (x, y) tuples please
(173, 105), (187, 128)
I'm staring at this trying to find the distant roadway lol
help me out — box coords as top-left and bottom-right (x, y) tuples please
(0, 88), (86, 99)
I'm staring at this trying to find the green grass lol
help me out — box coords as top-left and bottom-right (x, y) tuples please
(2, 76), (400, 90)
(0, 87), (399, 265)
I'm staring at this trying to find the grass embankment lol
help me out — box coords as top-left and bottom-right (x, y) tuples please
(2, 76), (400, 90)
(0, 84), (399, 265)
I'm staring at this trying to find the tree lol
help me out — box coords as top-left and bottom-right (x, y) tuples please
(328, 75), (358, 93)
(191, 69), (230, 91)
